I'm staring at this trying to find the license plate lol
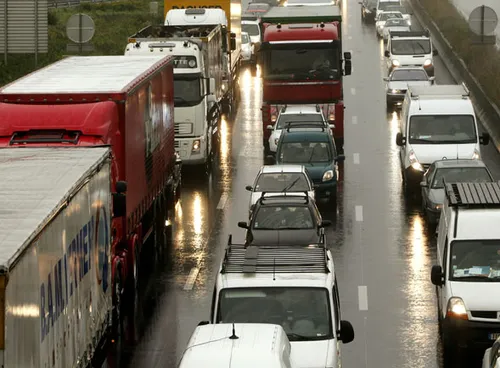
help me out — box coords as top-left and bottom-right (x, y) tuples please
(489, 333), (500, 340)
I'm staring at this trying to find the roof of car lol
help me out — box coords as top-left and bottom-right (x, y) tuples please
(260, 164), (305, 174)
(279, 105), (323, 115)
(432, 159), (489, 169)
(280, 130), (331, 142)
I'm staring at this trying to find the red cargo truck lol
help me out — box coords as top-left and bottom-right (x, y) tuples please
(0, 55), (182, 344)
(258, 5), (352, 154)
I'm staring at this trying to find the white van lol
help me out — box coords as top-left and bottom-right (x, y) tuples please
(395, 83), (490, 193)
(431, 181), (500, 366)
(376, 0), (401, 18)
(202, 237), (355, 368)
(179, 323), (297, 368)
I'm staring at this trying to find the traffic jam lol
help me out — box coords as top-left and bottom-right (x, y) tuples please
(0, 0), (499, 366)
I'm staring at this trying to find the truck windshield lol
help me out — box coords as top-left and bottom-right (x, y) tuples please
(391, 39), (431, 55)
(408, 115), (477, 144)
(242, 23), (260, 37)
(262, 44), (339, 81)
(174, 75), (202, 107)
(217, 287), (333, 341)
(279, 141), (332, 163)
(450, 240), (500, 282)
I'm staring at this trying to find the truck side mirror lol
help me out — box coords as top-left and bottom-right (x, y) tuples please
(230, 32), (236, 51)
(116, 180), (127, 193)
(384, 50), (390, 57)
(344, 51), (352, 60)
(480, 132), (490, 145)
(207, 77), (215, 95)
(395, 132), (405, 146)
(238, 221), (249, 229)
(344, 59), (352, 76)
(245, 185), (253, 191)
(431, 265), (444, 286)
(339, 320), (355, 343)
(113, 193), (126, 218)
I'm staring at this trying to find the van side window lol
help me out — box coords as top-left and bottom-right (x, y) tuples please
(332, 280), (341, 332)
(442, 237), (448, 277)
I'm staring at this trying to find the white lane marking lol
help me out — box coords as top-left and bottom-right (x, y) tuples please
(217, 193), (228, 210)
(348, 36), (352, 40)
(353, 153), (360, 164)
(352, 115), (358, 125)
(350, 87), (356, 95)
(355, 205), (363, 221)
(358, 285), (368, 311)
(183, 267), (200, 290)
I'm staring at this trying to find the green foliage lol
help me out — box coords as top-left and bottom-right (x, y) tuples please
(418, 0), (500, 104)
(0, 0), (165, 86)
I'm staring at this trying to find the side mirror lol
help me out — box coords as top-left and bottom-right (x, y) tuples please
(339, 320), (355, 344)
(320, 220), (332, 227)
(420, 181), (428, 188)
(197, 320), (210, 326)
(344, 59), (352, 76)
(395, 132), (405, 146)
(344, 51), (352, 60)
(329, 124), (335, 129)
(237, 221), (249, 229)
(432, 48), (438, 56)
(116, 180), (127, 194)
(335, 154), (345, 162)
(384, 50), (390, 57)
(431, 265), (444, 286)
(230, 32), (236, 51)
(207, 77), (215, 95)
(266, 124), (274, 130)
(383, 77), (389, 81)
(480, 132), (490, 145)
(245, 185), (253, 191)
(112, 192), (126, 218)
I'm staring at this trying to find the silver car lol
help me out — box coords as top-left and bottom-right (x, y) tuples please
(420, 159), (494, 225)
(483, 336), (500, 368)
(384, 67), (434, 108)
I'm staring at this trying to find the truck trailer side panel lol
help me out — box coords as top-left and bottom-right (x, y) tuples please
(0, 147), (112, 368)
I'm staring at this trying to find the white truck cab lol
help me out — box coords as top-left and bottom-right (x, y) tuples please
(432, 181), (500, 364)
(202, 236), (355, 368)
(385, 31), (437, 76)
(395, 84), (490, 192)
(179, 323), (297, 368)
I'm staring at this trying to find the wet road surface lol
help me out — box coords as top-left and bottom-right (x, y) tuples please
(123, 0), (500, 366)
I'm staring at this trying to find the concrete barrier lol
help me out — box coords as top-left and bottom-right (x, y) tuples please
(408, 0), (500, 153)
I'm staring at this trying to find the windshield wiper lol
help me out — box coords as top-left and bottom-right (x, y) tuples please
(410, 138), (438, 143)
(174, 96), (187, 102)
(454, 275), (493, 281)
(282, 177), (300, 192)
(307, 145), (318, 166)
(287, 333), (311, 341)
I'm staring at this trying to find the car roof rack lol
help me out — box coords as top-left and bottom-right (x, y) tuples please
(285, 122), (326, 132)
(258, 191), (310, 203)
(389, 30), (429, 38)
(221, 234), (330, 274)
(445, 181), (500, 208)
(408, 82), (469, 100)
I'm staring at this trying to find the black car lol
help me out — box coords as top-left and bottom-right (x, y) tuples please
(237, 193), (331, 246)
(359, 0), (377, 22)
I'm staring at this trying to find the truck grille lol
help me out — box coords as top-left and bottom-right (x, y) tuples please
(471, 311), (498, 319)
(175, 122), (193, 135)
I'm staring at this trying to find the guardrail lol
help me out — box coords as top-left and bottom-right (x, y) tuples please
(48, 0), (123, 8)
(408, 0), (500, 153)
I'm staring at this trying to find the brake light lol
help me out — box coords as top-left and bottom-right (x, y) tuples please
(328, 105), (335, 121)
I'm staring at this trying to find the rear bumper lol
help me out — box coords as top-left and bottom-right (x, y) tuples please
(443, 317), (500, 350)
(314, 181), (337, 198)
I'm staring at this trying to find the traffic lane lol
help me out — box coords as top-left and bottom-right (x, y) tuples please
(124, 95), (242, 365)
(334, 3), (440, 368)
(410, 12), (500, 180)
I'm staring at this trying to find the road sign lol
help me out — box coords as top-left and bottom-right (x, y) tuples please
(150, 1), (159, 15)
(66, 13), (95, 44)
(468, 5), (498, 36)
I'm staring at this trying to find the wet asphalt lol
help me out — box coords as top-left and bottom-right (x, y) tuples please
(118, 0), (500, 367)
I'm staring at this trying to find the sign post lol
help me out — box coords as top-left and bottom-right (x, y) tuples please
(468, 5), (498, 45)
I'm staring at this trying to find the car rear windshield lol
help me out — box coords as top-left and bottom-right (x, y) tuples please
(450, 240), (500, 282)
(391, 39), (431, 55)
(379, 12), (402, 21)
(254, 205), (314, 229)
(390, 69), (428, 81)
(276, 114), (324, 129)
(279, 141), (332, 163)
(408, 115), (477, 144)
(385, 19), (407, 26)
(431, 167), (492, 188)
(217, 287), (333, 341)
(255, 172), (310, 192)
(242, 23), (260, 37)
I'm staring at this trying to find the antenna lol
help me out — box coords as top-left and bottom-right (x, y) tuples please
(273, 258), (276, 281)
(229, 323), (239, 339)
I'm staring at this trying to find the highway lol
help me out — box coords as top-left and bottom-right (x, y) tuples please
(118, 0), (500, 366)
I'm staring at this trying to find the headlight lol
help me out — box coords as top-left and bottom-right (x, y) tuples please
(472, 148), (480, 160)
(322, 170), (334, 182)
(446, 297), (468, 320)
(406, 19), (411, 26)
(408, 150), (424, 172)
(392, 59), (400, 67)
(192, 139), (201, 152)
(423, 59), (432, 66)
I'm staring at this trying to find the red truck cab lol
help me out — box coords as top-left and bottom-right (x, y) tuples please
(258, 5), (351, 153)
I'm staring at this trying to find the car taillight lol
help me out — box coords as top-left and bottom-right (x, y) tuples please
(270, 106), (278, 122)
(328, 105), (335, 121)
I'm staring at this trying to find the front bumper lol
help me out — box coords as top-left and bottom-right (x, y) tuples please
(313, 180), (337, 198)
(424, 205), (441, 224)
(443, 317), (500, 350)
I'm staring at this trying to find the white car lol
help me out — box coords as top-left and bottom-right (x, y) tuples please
(483, 336), (500, 368)
(242, 20), (261, 46)
(375, 11), (403, 38)
(382, 18), (410, 41)
(241, 32), (254, 63)
(384, 67), (435, 108)
(267, 104), (329, 154)
(245, 165), (315, 215)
